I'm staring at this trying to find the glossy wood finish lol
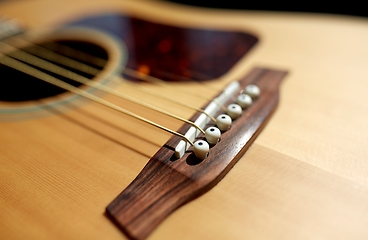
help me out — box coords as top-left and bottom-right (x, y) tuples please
(68, 14), (257, 81)
(107, 68), (287, 240)
(1, 1), (368, 240)
(0, 13), (257, 101)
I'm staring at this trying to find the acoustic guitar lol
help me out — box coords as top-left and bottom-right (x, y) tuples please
(1, 1), (368, 240)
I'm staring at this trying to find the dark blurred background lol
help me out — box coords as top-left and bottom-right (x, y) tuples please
(164, 1), (367, 18)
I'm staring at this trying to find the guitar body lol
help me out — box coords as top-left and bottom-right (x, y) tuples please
(1, 1), (368, 239)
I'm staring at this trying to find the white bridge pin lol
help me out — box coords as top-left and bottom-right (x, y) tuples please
(216, 114), (232, 131)
(236, 94), (252, 109)
(245, 84), (260, 99)
(193, 140), (209, 160)
(205, 127), (221, 145)
(227, 103), (242, 120)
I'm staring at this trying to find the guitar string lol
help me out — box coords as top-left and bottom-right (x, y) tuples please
(117, 81), (217, 122)
(149, 67), (225, 93)
(7, 35), (227, 111)
(40, 39), (225, 94)
(1, 37), (218, 122)
(38, 40), (234, 108)
(0, 41), (207, 135)
(39, 40), (223, 92)
(0, 53), (195, 146)
(122, 68), (228, 112)
(148, 68), (237, 102)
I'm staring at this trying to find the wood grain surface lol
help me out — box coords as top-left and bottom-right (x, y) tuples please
(1, 1), (368, 240)
(107, 68), (287, 239)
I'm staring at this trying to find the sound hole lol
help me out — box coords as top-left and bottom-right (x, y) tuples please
(0, 40), (108, 102)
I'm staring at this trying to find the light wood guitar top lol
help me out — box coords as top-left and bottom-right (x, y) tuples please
(1, 0), (368, 239)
